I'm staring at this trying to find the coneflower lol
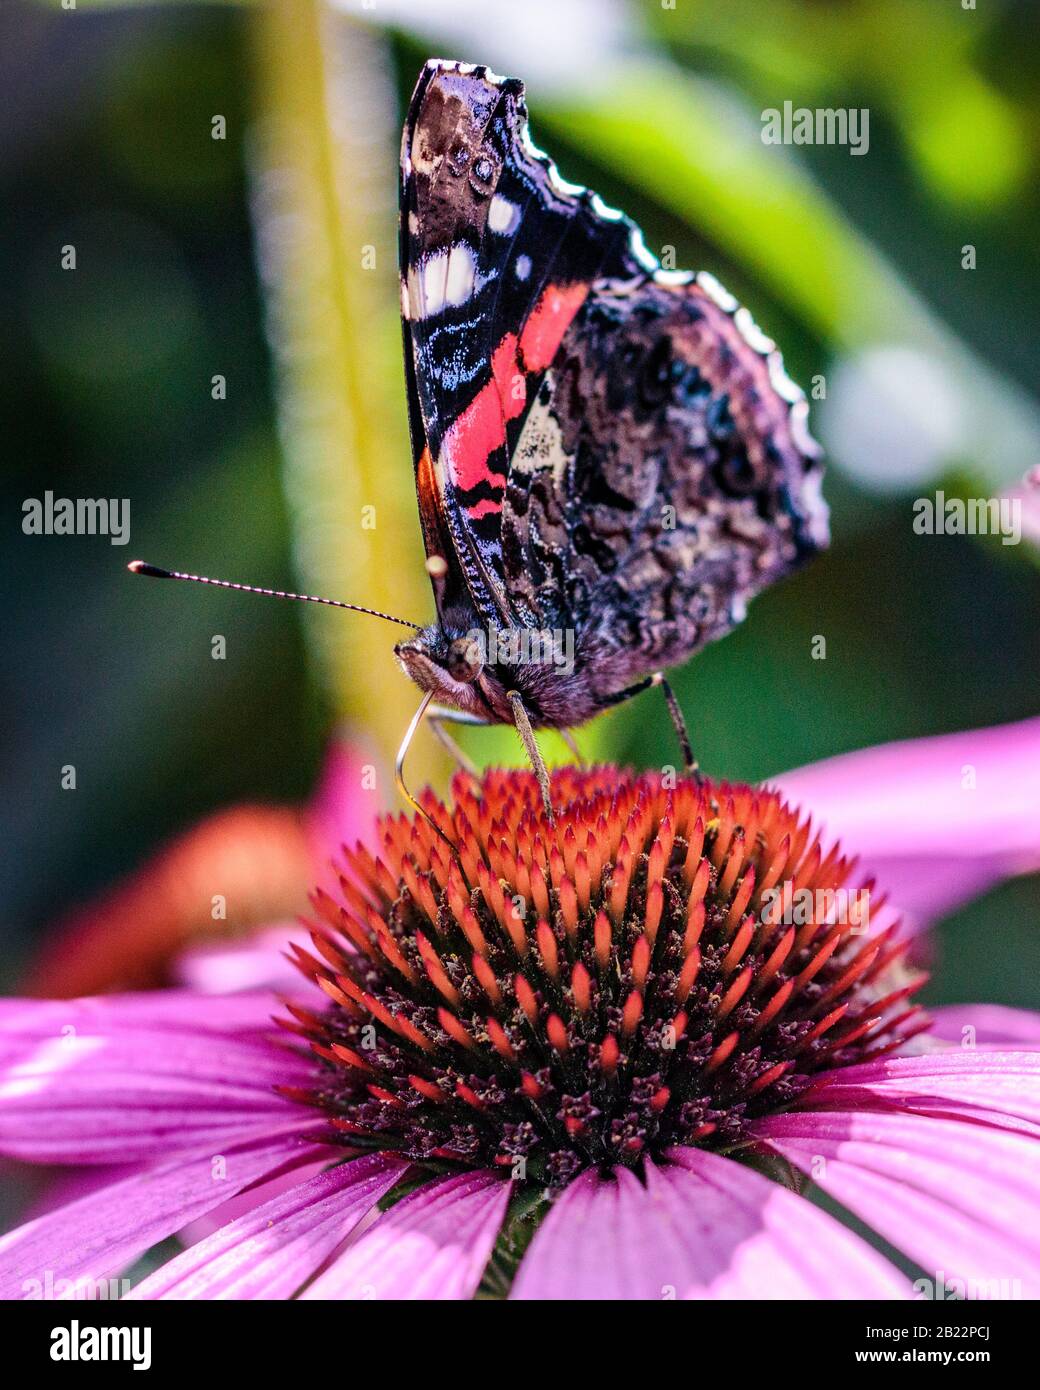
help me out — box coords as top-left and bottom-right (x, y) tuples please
(288, 767), (925, 1187)
(2, 761), (1039, 1300)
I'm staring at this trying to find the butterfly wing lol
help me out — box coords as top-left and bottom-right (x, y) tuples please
(497, 271), (829, 700)
(400, 59), (828, 718)
(399, 59), (652, 632)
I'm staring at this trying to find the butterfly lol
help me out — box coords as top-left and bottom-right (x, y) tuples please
(392, 59), (827, 814)
(131, 58), (828, 827)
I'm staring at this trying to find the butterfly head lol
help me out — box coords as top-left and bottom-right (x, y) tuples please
(394, 624), (490, 715)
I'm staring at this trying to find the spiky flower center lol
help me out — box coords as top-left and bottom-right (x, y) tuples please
(281, 768), (927, 1186)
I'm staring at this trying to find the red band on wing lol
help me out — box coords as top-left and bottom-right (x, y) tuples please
(441, 282), (589, 513)
(492, 334), (526, 424)
(465, 498), (504, 519)
(519, 282), (589, 373)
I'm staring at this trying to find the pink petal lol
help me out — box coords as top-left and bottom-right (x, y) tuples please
(929, 1004), (1040, 1050)
(174, 1151), (338, 1246)
(126, 1154), (408, 1300)
(0, 1122), (327, 1299)
(511, 1153), (908, 1299)
(0, 991), (285, 1040)
(1001, 475), (1040, 548)
(173, 925), (304, 995)
(754, 1109), (1040, 1298)
(171, 737), (379, 996)
(301, 1170), (511, 1300)
(22, 1162), (145, 1222)
(0, 995), (315, 1162)
(775, 717), (1040, 924)
(797, 1050), (1040, 1137)
(306, 739), (380, 888)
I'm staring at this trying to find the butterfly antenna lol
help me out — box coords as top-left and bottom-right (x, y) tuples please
(128, 561), (422, 630)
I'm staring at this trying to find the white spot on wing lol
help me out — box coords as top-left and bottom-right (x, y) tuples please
(409, 135), (438, 179)
(768, 353), (804, 405)
(520, 126), (550, 163)
(629, 227), (659, 271)
(445, 244), (476, 306)
(734, 306), (775, 355)
(799, 467), (830, 545)
(515, 254), (532, 281)
(696, 271), (738, 312)
(590, 193), (623, 222)
(519, 123), (585, 198)
(406, 265), (422, 320)
(654, 269), (695, 287)
(511, 370), (571, 483)
(548, 165), (586, 197)
(488, 194), (520, 235)
(411, 246), (478, 319)
(789, 398), (823, 460)
(421, 254), (448, 316)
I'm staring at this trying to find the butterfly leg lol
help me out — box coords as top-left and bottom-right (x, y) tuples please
(507, 690), (556, 823)
(600, 672), (698, 774)
(432, 703), (582, 775)
(427, 704), (483, 777)
(560, 727), (585, 767)
(655, 673), (696, 772)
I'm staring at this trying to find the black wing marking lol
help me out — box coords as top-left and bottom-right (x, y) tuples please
(498, 273), (827, 693)
(399, 59), (655, 630)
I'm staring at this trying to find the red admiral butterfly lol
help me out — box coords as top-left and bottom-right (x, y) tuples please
(132, 59), (827, 827)
(393, 61), (826, 812)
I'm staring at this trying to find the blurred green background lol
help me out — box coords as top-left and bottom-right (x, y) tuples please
(2, 0), (1037, 1005)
